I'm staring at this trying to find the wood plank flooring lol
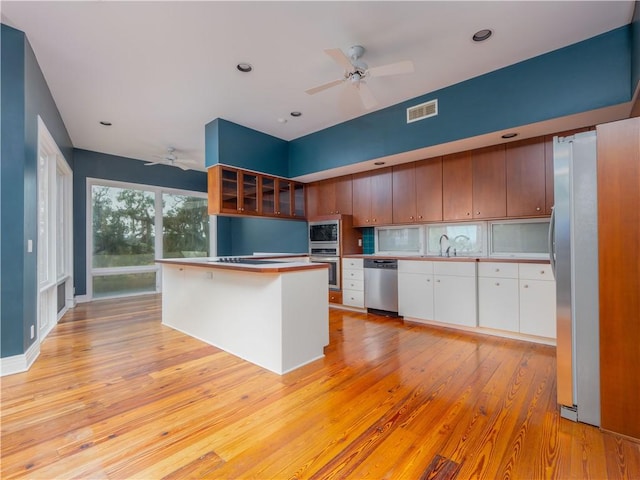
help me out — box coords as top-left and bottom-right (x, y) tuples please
(2, 295), (639, 479)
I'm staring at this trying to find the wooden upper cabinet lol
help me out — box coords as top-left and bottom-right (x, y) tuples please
(208, 165), (304, 219)
(306, 175), (352, 217)
(334, 175), (353, 215)
(415, 157), (443, 222)
(506, 136), (546, 217)
(352, 167), (392, 226)
(442, 151), (473, 220)
(393, 157), (443, 223)
(472, 144), (506, 219)
(392, 163), (417, 223)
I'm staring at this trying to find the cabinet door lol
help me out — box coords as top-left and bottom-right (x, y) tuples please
(315, 179), (336, 215)
(261, 176), (276, 215)
(306, 182), (321, 217)
(370, 167), (393, 225)
(352, 172), (371, 226)
(293, 183), (305, 217)
(398, 272), (434, 320)
(210, 166), (242, 214)
(433, 275), (477, 327)
(472, 145), (506, 218)
(442, 151), (473, 220)
(277, 180), (292, 216)
(506, 137), (546, 217)
(334, 175), (353, 215)
(415, 157), (443, 222)
(241, 172), (259, 215)
(519, 279), (556, 338)
(478, 277), (519, 331)
(392, 163), (417, 223)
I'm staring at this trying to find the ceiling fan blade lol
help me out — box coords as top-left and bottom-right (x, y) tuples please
(356, 81), (378, 110)
(368, 60), (414, 77)
(324, 48), (354, 71)
(144, 161), (163, 167)
(305, 78), (344, 95)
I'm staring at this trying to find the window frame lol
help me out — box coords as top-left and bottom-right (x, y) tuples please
(86, 178), (214, 300)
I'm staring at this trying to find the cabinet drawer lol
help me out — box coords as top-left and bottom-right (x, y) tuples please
(433, 261), (476, 277)
(478, 262), (519, 278)
(342, 289), (365, 308)
(342, 258), (363, 270)
(519, 263), (553, 280)
(398, 260), (433, 274)
(342, 278), (364, 291)
(328, 291), (343, 304)
(343, 269), (364, 281)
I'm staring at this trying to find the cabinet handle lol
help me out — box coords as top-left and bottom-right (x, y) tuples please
(540, 270), (545, 275)
(495, 268), (500, 272)
(466, 212), (470, 216)
(373, 218), (377, 222)
(336, 210), (340, 214)
(523, 284), (529, 288)
(426, 279), (431, 282)
(366, 219), (370, 223)
(536, 207), (541, 211)
(409, 216), (414, 220)
(495, 282), (500, 286)
(436, 279), (441, 283)
(476, 211), (480, 215)
(418, 215), (423, 219)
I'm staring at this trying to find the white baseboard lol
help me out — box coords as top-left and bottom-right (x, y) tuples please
(74, 294), (90, 303)
(1, 341), (40, 376)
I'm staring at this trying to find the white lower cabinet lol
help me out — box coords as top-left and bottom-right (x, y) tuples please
(478, 263), (519, 331)
(519, 264), (556, 338)
(342, 258), (365, 308)
(399, 260), (477, 328)
(398, 261), (434, 320)
(398, 259), (556, 341)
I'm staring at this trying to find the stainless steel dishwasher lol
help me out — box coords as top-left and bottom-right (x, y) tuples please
(363, 259), (399, 315)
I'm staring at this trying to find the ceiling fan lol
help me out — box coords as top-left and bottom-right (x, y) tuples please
(145, 147), (196, 170)
(305, 45), (414, 110)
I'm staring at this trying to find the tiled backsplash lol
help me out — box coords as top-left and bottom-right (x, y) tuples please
(361, 227), (375, 254)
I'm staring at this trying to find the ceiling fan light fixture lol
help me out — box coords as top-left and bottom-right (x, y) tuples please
(236, 63), (252, 73)
(473, 29), (493, 42)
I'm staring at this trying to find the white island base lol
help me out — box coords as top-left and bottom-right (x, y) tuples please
(160, 260), (329, 375)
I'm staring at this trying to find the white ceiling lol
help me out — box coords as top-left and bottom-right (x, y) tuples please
(1, 1), (635, 171)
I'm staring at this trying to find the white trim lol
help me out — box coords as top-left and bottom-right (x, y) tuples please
(0, 341), (41, 377)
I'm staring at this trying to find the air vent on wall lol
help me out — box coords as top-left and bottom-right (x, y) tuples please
(407, 99), (438, 123)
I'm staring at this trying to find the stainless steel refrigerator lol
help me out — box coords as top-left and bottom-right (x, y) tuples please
(550, 131), (600, 426)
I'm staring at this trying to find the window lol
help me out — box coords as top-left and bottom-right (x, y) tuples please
(426, 223), (486, 256)
(88, 180), (212, 299)
(489, 219), (550, 258)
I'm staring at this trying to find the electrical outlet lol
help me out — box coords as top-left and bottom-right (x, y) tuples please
(30, 325), (35, 339)
(27, 239), (33, 253)
(358, 238), (362, 247)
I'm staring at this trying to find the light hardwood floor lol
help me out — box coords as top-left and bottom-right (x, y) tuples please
(2, 295), (639, 479)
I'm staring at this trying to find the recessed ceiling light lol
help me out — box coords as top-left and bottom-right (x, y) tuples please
(277, 118), (287, 124)
(290, 111), (302, 117)
(236, 63), (252, 73)
(374, 161), (386, 166)
(473, 29), (493, 42)
(99, 121), (112, 126)
(501, 132), (518, 139)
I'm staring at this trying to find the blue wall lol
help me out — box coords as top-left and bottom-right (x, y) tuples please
(1, 25), (73, 358)
(216, 217), (307, 256)
(632, 1), (640, 94)
(288, 26), (632, 177)
(205, 118), (289, 177)
(72, 149), (208, 296)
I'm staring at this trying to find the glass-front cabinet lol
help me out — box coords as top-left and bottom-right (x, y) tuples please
(208, 165), (305, 219)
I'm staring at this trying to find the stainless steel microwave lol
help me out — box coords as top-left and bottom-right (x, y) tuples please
(309, 220), (339, 243)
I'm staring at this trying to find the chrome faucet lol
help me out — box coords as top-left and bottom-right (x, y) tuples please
(439, 234), (449, 257)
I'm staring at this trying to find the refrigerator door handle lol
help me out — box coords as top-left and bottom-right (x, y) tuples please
(548, 206), (556, 278)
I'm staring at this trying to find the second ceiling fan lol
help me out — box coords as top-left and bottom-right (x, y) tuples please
(305, 45), (414, 109)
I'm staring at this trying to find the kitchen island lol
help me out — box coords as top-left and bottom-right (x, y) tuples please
(157, 257), (329, 375)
